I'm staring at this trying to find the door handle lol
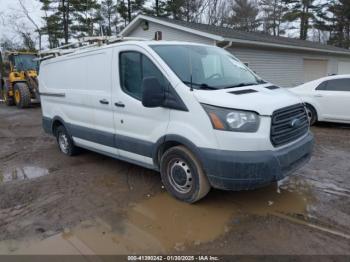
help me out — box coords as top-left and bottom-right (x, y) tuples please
(115, 102), (125, 108)
(314, 94), (323, 98)
(99, 99), (109, 105)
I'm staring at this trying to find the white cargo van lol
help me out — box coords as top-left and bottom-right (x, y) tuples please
(39, 40), (314, 203)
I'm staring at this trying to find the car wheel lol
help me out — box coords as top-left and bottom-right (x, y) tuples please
(160, 146), (211, 203)
(305, 104), (317, 126)
(55, 125), (79, 156)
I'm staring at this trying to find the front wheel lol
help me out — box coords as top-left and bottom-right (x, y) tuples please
(160, 146), (211, 203)
(55, 126), (79, 156)
(14, 83), (31, 108)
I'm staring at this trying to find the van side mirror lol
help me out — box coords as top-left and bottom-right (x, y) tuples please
(142, 77), (165, 108)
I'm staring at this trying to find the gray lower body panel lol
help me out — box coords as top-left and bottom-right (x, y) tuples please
(200, 133), (314, 191)
(43, 116), (314, 191)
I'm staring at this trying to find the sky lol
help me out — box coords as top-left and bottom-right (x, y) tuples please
(0, 0), (43, 41)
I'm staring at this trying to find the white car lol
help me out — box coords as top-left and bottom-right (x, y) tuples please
(39, 40), (313, 203)
(290, 75), (350, 125)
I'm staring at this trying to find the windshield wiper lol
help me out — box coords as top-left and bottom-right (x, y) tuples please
(182, 81), (217, 90)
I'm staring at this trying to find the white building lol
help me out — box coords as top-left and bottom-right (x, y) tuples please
(121, 15), (350, 87)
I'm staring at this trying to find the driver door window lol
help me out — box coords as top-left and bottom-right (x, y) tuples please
(119, 51), (166, 100)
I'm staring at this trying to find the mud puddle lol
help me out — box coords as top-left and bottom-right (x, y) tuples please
(0, 182), (314, 254)
(0, 166), (49, 184)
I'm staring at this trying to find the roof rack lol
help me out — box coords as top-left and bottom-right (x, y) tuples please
(37, 36), (150, 61)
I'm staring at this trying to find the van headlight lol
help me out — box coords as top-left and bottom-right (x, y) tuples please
(202, 104), (260, 132)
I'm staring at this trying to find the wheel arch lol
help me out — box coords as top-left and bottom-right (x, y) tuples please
(51, 116), (69, 136)
(305, 102), (319, 121)
(153, 135), (204, 169)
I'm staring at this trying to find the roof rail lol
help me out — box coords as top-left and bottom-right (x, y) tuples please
(37, 36), (150, 61)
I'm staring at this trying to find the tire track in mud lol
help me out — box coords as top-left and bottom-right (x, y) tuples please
(271, 212), (350, 240)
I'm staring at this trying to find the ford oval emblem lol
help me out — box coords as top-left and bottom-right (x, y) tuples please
(290, 118), (302, 128)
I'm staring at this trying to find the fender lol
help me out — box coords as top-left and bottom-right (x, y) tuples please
(43, 116), (69, 135)
(152, 134), (204, 168)
(303, 98), (322, 121)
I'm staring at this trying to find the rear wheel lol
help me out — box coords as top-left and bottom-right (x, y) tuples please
(55, 125), (79, 156)
(160, 146), (211, 203)
(305, 104), (317, 126)
(14, 83), (31, 108)
(1, 80), (15, 106)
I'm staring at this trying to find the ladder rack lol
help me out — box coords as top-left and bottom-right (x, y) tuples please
(37, 36), (150, 61)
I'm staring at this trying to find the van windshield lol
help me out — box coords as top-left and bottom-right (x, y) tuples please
(151, 45), (265, 90)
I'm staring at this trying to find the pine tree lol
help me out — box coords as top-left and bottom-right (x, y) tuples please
(165, 0), (185, 20)
(70, 0), (100, 38)
(154, 0), (167, 16)
(323, 0), (350, 48)
(100, 0), (118, 36)
(260, 0), (288, 36)
(283, 0), (318, 40)
(132, 0), (146, 18)
(40, 0), (65, 47)
(117, 0), (129, 26)
(227, 0), (260, 32)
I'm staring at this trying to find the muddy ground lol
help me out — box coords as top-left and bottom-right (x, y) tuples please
(0, 104), (349, 255)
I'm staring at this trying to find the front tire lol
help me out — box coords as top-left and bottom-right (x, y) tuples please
(55, 126), (79, 156)
(305, 104), (317, 126)
(160, 146), (211, 203)
(14, 83), (31, 108)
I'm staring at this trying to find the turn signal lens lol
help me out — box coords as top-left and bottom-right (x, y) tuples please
(209, 112), (225, 130)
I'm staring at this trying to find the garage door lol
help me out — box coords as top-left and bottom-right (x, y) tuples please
(338, 62), (350, 74)
(303, 59), (328, 83)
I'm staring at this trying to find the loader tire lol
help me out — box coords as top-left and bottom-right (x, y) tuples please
(1, 85), (14, 106)
(14, 83), (31, 108)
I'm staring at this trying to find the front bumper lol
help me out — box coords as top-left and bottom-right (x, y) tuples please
(200, 132), (314, 191)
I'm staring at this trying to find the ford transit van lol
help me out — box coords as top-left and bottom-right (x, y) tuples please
(39, 40), (314, 203)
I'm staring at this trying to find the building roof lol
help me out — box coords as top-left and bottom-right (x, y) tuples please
(121, 15), (350, 56)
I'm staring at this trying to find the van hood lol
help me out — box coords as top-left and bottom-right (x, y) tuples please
(193, 84), (302, 116)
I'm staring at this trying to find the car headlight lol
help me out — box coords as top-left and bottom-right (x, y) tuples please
(202, 104), (260, 132)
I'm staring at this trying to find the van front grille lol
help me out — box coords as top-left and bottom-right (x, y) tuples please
(270, 104), (309, 147)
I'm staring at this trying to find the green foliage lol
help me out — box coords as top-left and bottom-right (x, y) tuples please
(100, 0), (118, 35)
(260, 0), (288, 36)
(117, 0), (129, 26)
(325, 0), (350, 48)
(33, 0), (350, 49)
(283, 0), (317, 40)
(146, 0), (167, 17)
(70, 0), (100, 37)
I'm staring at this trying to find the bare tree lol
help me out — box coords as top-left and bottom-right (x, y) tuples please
(5, 12), (38, 51)
(18, 0), (42, 50)
(207, 0), (230, 26)
(227, 0), (260, 31)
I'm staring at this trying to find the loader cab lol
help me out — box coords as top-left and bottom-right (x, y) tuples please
(8, 53), (39, 72)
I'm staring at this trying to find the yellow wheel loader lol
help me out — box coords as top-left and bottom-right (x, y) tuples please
(0, 51), (40, 108)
